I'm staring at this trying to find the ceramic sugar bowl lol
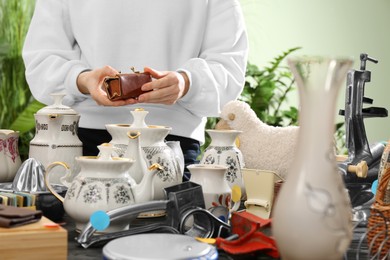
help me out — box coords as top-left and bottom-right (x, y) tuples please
(0, 129), (22, 182)
(44, 143), (161, 232)
(29, 92), (82, 184)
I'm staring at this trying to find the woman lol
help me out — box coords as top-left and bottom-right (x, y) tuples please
(23, 0), (249, 181)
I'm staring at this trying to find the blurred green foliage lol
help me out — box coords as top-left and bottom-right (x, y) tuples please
(0, 0), (44, 160)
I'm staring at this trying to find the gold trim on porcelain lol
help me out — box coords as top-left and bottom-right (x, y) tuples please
(77, 156), (131, 161)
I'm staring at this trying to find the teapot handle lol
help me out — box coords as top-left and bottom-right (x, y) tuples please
(44, 161), (71, 203)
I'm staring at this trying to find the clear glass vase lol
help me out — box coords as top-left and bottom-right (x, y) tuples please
(272, 56), (354, 260)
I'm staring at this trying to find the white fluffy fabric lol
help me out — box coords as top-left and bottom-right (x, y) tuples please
(216, 100), (299, 179)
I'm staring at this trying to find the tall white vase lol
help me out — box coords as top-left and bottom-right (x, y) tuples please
(200, 130), (245, 195)
(272, 57), (354, 260)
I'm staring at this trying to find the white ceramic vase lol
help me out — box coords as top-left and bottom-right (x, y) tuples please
(200, 130), (245, 194)
(0, 129), (22, 182)
(272, 56), (354, 260)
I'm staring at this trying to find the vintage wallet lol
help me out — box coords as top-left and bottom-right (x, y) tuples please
(0, 205), (42, 228)
(103, 71), (152, 101)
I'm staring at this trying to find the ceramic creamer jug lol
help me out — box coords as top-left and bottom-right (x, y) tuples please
(188, 164), (231, 215)
(29, 92), (82, 184)
(106, 108), (183, 200)
(44, 143), (160, 232)
(0, 129), (22, 182)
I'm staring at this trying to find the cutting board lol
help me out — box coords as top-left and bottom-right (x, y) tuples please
(0, 216), (67, 260)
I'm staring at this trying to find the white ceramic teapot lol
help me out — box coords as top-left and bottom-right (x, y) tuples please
(44, 143), (160, 232)
(106, 108), (183, 200)
(29, 93), (82, 184)
(0, 129), (22, 182)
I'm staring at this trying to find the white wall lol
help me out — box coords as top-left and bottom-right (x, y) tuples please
(241, 0), (390, 143)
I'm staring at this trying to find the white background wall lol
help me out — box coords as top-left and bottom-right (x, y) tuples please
(241, 0), (390, 143)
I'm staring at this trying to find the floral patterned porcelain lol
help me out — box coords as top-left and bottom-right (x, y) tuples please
(29, 93), (82, 184)
(44, 143), (160, 232)
(106, 108), (183, 200)
(200, 129), (245, 196)
(0, 129), (21, 182)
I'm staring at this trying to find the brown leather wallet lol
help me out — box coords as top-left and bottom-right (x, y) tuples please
(103, 71), (152, 101)
(0, 205), (42, 228)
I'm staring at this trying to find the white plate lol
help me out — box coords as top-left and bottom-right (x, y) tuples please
(103, 233), (218, 260)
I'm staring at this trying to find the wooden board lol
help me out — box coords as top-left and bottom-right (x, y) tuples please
(0, 216), (67, 260)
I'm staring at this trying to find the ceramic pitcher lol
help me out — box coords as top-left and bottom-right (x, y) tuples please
(29, 93), (82, 184)
(44, 143), (160, 232)
(188, 164), (231, 220)
(106, 108), (183, 200)
(200, 129), (245, 195)
(0, 129), (22, 182)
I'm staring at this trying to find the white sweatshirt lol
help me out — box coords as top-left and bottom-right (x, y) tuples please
(22, 0), (248, 143)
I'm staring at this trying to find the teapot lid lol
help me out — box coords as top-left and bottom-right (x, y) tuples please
(36, 92), (78, 115)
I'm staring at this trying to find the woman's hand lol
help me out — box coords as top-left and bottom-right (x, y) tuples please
(77, 65), (138, 106)
(138, 67), (189, 105)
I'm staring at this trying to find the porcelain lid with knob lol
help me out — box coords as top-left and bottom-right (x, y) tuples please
(36, 92), (78, 115)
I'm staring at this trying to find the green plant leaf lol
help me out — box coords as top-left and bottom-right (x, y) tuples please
(237, 47), (302, 126)
(10, 100), (44, 133)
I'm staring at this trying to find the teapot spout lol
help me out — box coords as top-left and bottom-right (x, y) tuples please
(133, 163), (161, 203)
(166, 141), (185, 178)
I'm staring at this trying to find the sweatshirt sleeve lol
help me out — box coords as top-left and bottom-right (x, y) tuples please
(22, 0), (89, 106)
(177, 0), (248, 117)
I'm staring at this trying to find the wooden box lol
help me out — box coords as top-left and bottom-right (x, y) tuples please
(0, 216), (67, 260)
